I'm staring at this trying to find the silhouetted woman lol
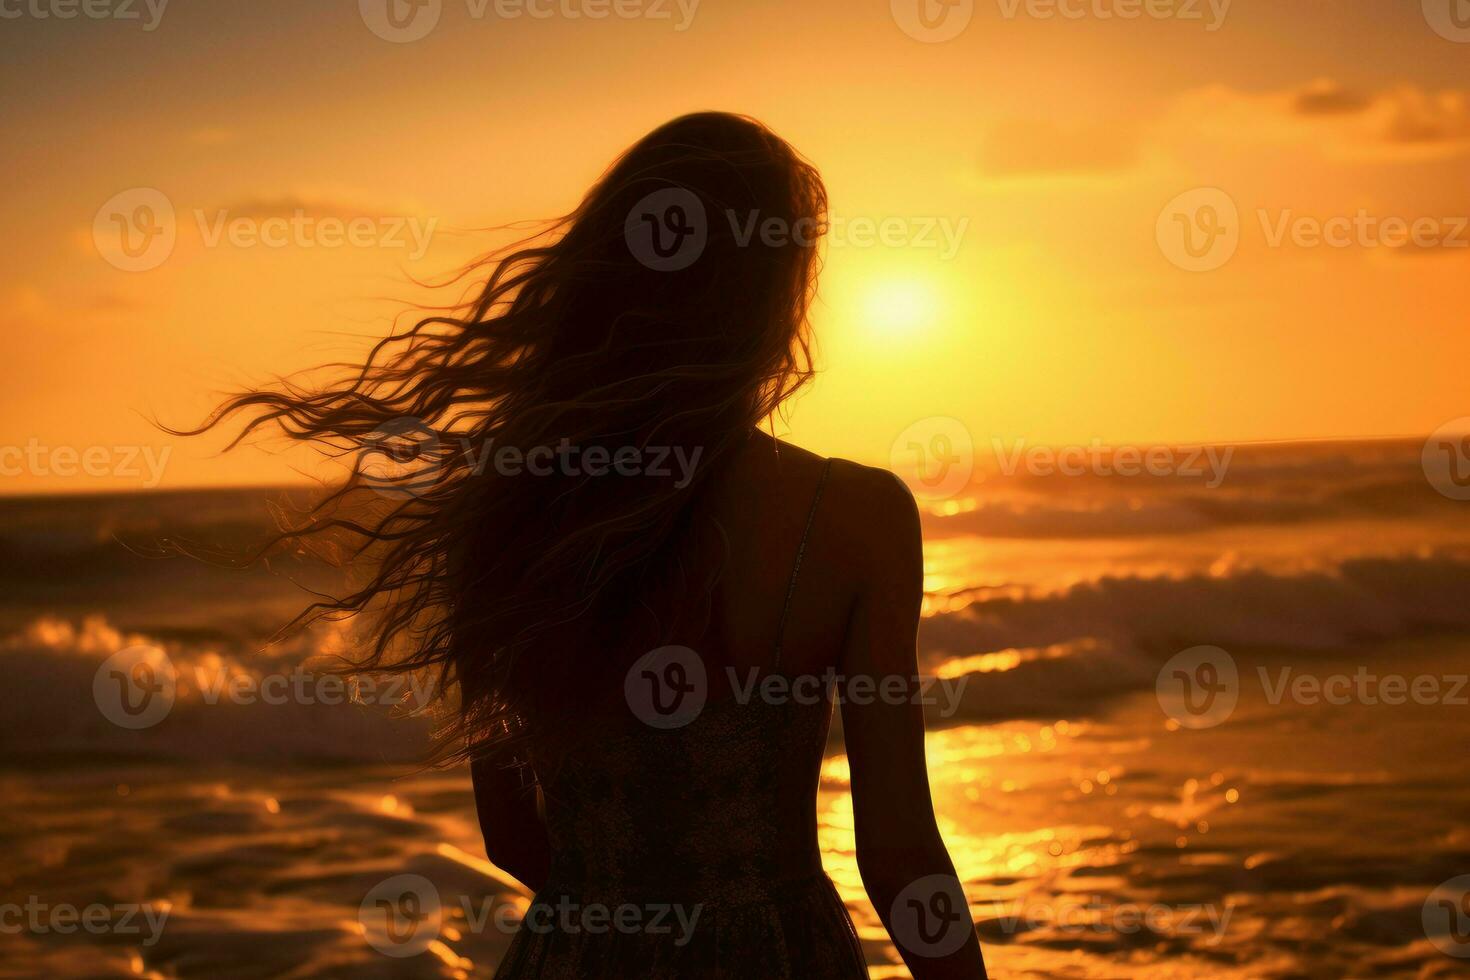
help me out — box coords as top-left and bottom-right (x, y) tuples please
(192, 112), (986, 979)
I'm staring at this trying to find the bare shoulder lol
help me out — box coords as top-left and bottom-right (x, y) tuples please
(807, 452), (923, 581)
(756, 435), (919, 558)
(826, 457), (918, 526)
(762, 437), (915, 522)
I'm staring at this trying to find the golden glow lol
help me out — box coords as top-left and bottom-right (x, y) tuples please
(860, 277), (940, 338)
(1, 4), (1464, 492)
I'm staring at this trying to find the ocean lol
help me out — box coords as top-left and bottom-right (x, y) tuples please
(3, 438), (1469, 978)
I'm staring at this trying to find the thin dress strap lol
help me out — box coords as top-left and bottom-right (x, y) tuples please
(773, 458), (833, 669)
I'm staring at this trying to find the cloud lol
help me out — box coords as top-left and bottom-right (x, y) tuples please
(1168, 80), (1470, 160)
(973, 79), (1470, 183)
(1375, 87), (1470, 145)
(85, 290), (146, 314)
(212, 194), (376, 221)
(207, 191), (427, 222)
(1292, 79), (1371, 117)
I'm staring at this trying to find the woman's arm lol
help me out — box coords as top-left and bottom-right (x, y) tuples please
(469, 754), (552, 895)
(839, 469), (987, 979)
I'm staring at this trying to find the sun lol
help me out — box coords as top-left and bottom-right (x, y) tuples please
(862, 278), (940, 337)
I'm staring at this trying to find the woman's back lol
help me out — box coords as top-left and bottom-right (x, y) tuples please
(495, 435), (872, 978)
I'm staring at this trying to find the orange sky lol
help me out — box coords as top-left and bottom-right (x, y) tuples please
(3, 0), (1468, 492)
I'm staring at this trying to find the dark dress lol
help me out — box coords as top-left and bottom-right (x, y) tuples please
(494, 461), (867, 979)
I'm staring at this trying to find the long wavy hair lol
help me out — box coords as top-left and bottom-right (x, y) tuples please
(182, 112), (827, 762)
